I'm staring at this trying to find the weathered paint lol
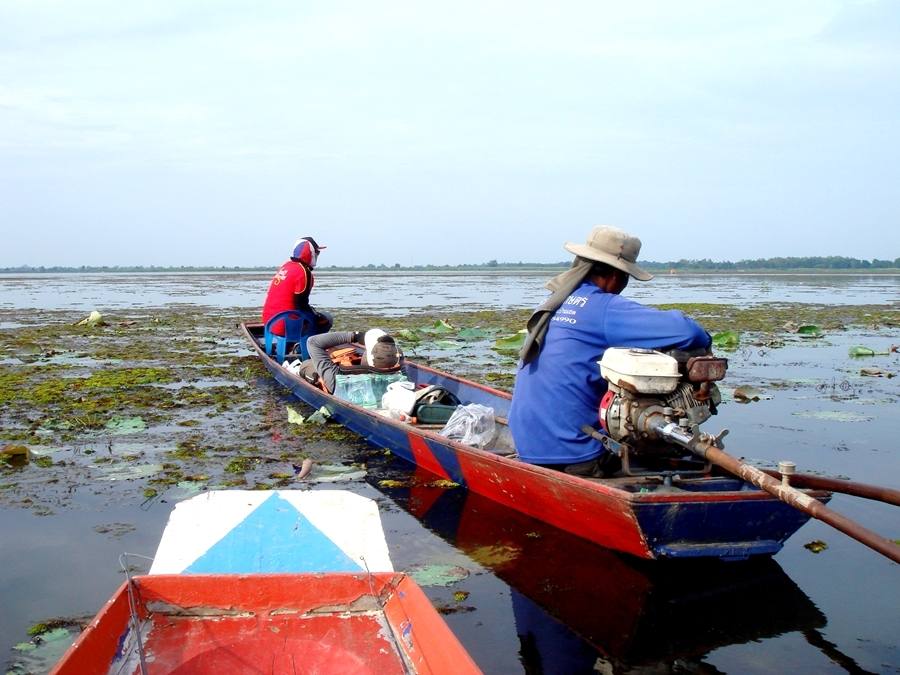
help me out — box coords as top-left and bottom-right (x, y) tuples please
(52, 574), (482, 675)
(242, 323), (830, 561)
(150, 490), (393, 574)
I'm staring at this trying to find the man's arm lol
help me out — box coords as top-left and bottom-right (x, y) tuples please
(605, 296), (711, 351)
(306, 331), (356, 393)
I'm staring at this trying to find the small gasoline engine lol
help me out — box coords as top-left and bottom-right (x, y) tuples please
(593, 348), (729, 475)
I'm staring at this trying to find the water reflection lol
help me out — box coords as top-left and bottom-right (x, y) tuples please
(367, 460), (868, 673)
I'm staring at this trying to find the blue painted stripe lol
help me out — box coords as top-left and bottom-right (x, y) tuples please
(186, 493), (363, 573)
(427, 438), (467, 486)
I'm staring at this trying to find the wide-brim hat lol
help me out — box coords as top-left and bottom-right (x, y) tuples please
(564, 225), (653, 281)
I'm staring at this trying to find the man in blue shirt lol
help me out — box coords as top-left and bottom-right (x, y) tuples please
(509, 226), (711, 477)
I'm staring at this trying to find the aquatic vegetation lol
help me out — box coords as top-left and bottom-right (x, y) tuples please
(169, 437), (208, 459)
(712, 331), (741, 350)
(804, 540), (828, 554)
(408, 563), (470, 587)
(797, 325), (824, 338)
(492, 331), (526, 354)
(484, 372), (515, 391)
(225, 456), (256, 473)
(849, 345), (893, 356)
(1, 300), (896, 544)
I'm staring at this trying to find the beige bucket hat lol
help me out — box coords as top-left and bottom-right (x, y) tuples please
(564, 225), (654, 281)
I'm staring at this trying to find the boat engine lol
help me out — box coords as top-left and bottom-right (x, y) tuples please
(596, 348), (729, 474)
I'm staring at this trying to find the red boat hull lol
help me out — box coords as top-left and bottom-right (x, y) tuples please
(242, 323), (829, 561)
(52, 573), (480, 675)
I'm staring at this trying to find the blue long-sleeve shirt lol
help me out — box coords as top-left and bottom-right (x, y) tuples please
(508, 281), (710, 465)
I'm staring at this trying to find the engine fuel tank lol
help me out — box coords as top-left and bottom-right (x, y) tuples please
(599, 348), (681, 394)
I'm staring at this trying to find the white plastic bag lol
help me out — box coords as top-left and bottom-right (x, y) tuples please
(439, 404), (496, 448)
(381, 380), (417, 414)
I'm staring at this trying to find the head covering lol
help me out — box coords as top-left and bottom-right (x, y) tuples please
(364, 329), (401, 369)
(300, 236), (326, 253)
(291, 236), (325, 268)
(563, 226), (653, 281)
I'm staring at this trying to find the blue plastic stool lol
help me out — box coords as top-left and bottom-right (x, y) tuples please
(263, 310), (318, 362)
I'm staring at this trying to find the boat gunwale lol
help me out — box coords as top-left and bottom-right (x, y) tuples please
(51, 571), (482, 675)
(239, 322), (829, 506)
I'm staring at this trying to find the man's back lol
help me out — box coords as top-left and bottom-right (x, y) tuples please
(509, 281), (709, 466)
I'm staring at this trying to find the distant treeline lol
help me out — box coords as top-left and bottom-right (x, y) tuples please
(1, 256), (898, 273)
(641, 256), (900, 271)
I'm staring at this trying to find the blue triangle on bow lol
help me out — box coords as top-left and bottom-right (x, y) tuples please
(185, 493), (362, 573)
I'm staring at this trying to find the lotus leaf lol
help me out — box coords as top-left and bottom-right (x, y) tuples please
(408, 563), (470, 587)
(456, 327), (495, 340)
(418, 319), (455, 335)
(75, 310), (104, 327)
(104, 416), (146, 434)
(848, 346), (889, 357)
(395, 329), (421, 342)
(433, 339), (464, 350)
(712, 331), (740, 349)
(493, 330), (526, 353)
(286, 406), (305, 425)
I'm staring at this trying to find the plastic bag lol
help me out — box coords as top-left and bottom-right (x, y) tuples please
(439, 404), (496, 448)
(382, 380), (417, 414)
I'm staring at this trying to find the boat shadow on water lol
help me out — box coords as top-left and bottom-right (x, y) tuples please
(363, 456), (871, 673)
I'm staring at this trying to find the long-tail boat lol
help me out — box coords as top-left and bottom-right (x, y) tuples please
(241, 322), (830, 561)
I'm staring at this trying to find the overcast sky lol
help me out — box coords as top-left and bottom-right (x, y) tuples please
(1, 1), (898, 267)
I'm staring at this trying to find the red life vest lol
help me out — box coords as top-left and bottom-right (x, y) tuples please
(261, 261), (313, 335)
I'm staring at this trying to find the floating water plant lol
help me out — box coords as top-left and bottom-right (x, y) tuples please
(848, 345), (891, 357)
(712, 331), (740, 350)
(418, 319), (456, 335)
(493, 330), (526, 354)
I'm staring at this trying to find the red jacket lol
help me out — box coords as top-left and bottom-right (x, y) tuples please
(261, 261), (313, 335)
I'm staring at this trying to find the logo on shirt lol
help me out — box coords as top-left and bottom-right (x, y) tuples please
(552, 293), (588, 325)
(272, 268), (288, 286)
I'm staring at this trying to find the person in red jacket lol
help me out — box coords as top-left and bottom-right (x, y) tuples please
(261, 236), (333, 339)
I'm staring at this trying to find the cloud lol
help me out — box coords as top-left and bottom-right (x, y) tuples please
(0, 1), (897, 265)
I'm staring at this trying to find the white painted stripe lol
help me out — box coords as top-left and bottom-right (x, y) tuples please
(149, 490), (393, 574)
(278, 490), (394, 572)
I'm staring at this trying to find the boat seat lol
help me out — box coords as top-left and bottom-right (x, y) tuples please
(264, 310), (318, 363)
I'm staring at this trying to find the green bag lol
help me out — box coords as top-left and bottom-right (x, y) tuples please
(415, 403), (459, 425)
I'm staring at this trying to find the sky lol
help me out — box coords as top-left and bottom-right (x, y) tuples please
(1, 1), (898, 267)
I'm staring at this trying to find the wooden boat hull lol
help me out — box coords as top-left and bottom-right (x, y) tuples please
(52, 490), (481, 674)
(51, 573), (476, 675)
(241, 323), (829, 561)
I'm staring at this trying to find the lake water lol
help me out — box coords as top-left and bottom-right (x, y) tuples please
(1, 271), (898, 673)
(1, 270), (897, 314)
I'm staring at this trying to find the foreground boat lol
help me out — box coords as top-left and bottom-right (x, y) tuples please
(241, 322), (829, 561)
(52, 490), (480, 675)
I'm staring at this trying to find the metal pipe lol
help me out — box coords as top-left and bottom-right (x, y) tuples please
(651, 419), (900, 564)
